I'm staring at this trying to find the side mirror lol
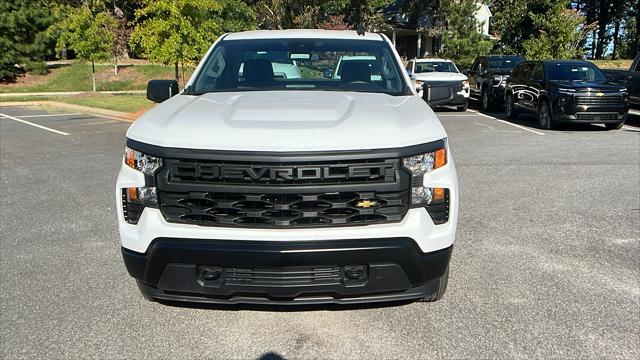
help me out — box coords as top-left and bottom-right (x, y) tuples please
(147, 80), (179, 103)
(323, 68), (333, 78)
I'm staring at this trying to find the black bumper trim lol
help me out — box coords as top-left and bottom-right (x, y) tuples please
(122, 238), (452, 303)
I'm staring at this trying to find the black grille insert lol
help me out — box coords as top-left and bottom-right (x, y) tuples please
(575, 112), (619, 121)
(159, 190), (409, 228)
(575, 95), (621, 105)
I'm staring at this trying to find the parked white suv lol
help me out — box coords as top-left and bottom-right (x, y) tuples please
(406, 58), (470, 111)
(117, 30), (458, 305)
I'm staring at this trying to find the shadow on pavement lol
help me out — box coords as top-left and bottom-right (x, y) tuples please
(153, 298), (414, 312)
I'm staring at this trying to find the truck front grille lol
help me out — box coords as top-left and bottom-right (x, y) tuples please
(156, 156), (410, 228)
(575, 95), (621, 105)
(158, 189), (408, 227)
(575, 112), (619, 121)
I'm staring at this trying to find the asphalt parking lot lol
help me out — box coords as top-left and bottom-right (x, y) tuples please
(1, 104), (638, 359)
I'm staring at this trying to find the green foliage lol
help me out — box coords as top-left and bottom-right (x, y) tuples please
(0, 0), (56, 82)
(130, 0), (255, 67)
(55, 7), (117, 63)
(438, 0), (493, 67)
(491, 0), (589, 59)
(521, 3), (587, 59)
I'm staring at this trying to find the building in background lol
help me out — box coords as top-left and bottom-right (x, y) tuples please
(381, 0), (493, 59)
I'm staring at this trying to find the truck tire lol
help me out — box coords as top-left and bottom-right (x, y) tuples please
(456, 101), (469, 112)
(481, 87), (492, 112)
(505, 93), (519, 119)
(416, 267), (449, 302)
(537, 99), (554, 130)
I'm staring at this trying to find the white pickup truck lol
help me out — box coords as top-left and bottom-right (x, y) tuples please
(117, 30), (458, 305)
(406, 58), (470, 111)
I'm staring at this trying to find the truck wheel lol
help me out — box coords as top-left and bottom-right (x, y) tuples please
(416, 267), (449, 302)
(481, 88), (492, 112)
(537, 100), (554, 130)
(605, 122), (624, 130)
(505, 93), (518, 119)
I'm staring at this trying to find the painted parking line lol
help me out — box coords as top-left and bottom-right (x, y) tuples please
(467, 109), (546, 136)
(17, 113), (83, 118)
(622, 125), (640, 132)
(0, 112), (70, 136)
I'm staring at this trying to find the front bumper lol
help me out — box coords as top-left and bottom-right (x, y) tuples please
(553, 102), (629, 123)
(123, 238), (452, 305)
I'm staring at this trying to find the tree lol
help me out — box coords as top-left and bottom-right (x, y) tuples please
(438, 0), (493, 67)
(131, 0), (255, 84)
(491, 0), (590, 59)
(55, 6), (117, 91)
(522, 3), (589, 59)
(112, 6), (132, 75)
(0, 0), (56, 82)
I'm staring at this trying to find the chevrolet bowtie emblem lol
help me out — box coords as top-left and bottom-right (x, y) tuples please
(596, 92), (605, 96)
(356, 200), (377, 208)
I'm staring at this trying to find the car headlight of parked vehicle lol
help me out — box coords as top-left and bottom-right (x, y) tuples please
(403, 146), (447, 207)
(122, 147), (162, 223)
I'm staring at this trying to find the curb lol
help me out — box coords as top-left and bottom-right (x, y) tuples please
(0, 101), (140, 122)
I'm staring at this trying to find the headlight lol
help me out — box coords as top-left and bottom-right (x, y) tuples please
(125, 147), (162, 176)
(122, 147), (162, 224)
(403, 147), (448, 208)
(402, 147), (447, 177)
(462, 80), (469, 88)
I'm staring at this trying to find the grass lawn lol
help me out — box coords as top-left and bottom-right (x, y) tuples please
(2, 93), (154, 113)
(590, 59), (633, 69)
(0, 63), (193, 93)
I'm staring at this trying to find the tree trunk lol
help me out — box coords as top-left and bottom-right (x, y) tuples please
(174, 62), (179, 82)
(92, 61), (96, 92)
(595, 0), (609, 59)
(591, 29), (596, 59)
(611, 21), (620, 60)
(181, 60), (185, 88)
(114, 57), (118, 75)
(636, 1), (640, 51)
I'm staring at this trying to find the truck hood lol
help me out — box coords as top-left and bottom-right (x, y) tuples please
(127, 91), (446, 152)
(414, 72), (467, 82)
(548, 80), (626, 92)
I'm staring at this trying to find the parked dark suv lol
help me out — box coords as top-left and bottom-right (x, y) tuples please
(467, 55), (524, 111)
(504, 60), (630, 130)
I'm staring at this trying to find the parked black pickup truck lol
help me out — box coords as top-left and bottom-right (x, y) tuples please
(601, 53), (640, 108)
(466, 55), (524, 111)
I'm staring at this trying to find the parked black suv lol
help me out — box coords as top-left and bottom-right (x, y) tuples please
(467, 55), (524, 111)
(601, 52), (640, 108)
(504, 60), (630, 129)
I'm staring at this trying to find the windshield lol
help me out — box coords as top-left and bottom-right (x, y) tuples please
(415, 61), (458, 73)
(191, 38), (408, 95)
(545, 63), (607, 82)
(487, 57), (522, 69)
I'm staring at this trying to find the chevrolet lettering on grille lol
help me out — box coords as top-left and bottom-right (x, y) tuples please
(195, 164), (394, 182)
